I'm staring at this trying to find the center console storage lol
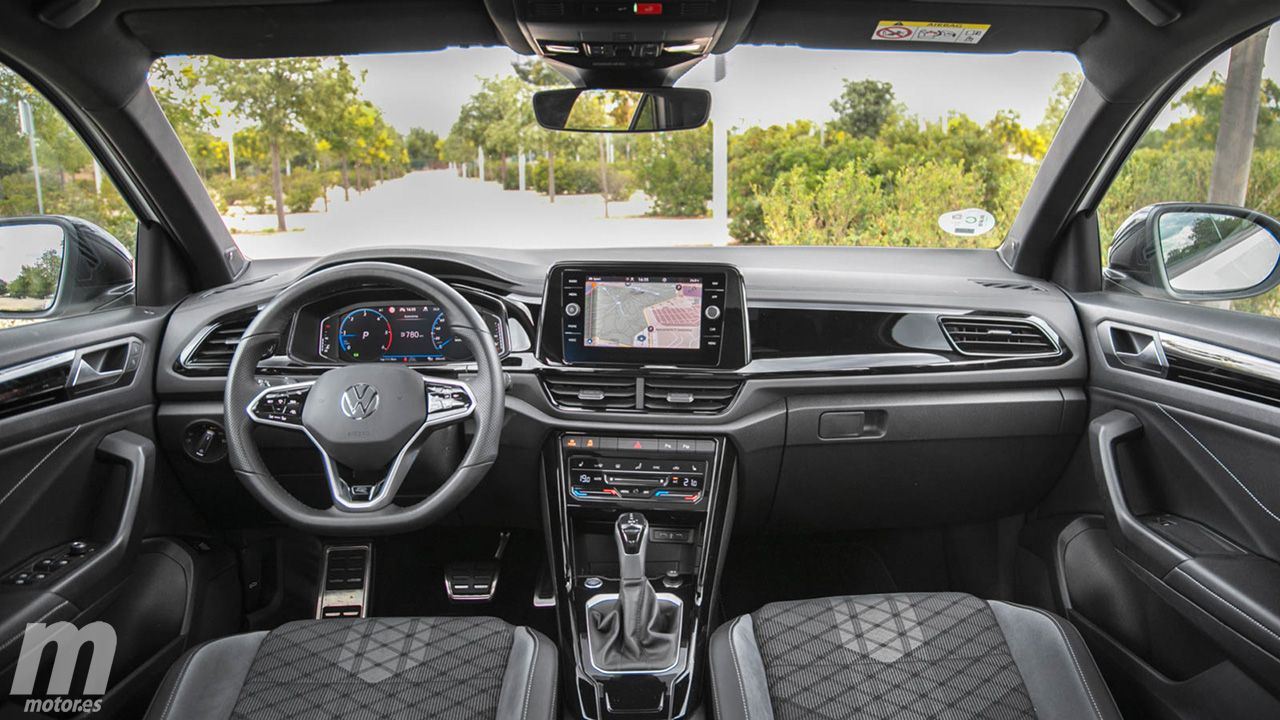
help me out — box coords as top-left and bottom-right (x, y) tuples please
(544, 431), (733, 720)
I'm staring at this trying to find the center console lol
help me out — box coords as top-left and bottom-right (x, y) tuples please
(544, 432), (733, 720)
(538, 262), (745, 718)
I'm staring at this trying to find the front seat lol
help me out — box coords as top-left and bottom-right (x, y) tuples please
(709, 592), (1120, 720)
(145, 616), (556, 720)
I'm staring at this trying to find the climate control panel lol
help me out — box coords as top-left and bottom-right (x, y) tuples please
(560, 433), (717, 506)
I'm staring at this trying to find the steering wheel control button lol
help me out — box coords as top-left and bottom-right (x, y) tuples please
(249, 384), (312, 427)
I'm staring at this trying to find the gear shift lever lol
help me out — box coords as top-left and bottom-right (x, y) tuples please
(587, 512), (680, 671)
(616, 512), (648, 575)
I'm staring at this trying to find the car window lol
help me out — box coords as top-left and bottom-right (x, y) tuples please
(149, 49), (1081, 258)
(0, 63), (137, 330)
(1099, 22), (1280, 318)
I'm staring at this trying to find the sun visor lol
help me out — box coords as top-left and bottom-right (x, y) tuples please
(745, 1), (1104, 56)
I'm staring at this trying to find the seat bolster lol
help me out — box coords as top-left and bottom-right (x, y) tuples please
(144, 631), (268, 720)
(708, 614), (775, 720)
(989, 601), (1122, 720)
(496, 626), (558, 720)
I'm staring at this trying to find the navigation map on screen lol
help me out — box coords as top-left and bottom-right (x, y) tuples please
(584, 277), (703, 350)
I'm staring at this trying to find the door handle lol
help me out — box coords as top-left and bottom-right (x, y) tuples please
(1100, 321), (1168, 376)
(70, 338), (142, 391)
(1088, 410), (1188, 576)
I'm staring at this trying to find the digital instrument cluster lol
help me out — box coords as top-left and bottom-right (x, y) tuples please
(317, 303), (506, 363)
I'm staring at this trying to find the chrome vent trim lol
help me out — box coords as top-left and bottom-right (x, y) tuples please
(178, 314), (257, 373)
(643, 377), (741, 413)
(542, 375), (638, 410)
(939, 316), (1060, 358)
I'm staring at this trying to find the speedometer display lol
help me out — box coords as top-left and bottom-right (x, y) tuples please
(321, 302), (506, 363)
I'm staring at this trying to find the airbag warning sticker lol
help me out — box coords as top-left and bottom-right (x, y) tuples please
(872, 21), (990, 44)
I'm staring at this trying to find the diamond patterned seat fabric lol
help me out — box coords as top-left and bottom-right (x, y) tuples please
(709, 592), (1122, 720)
(144, 617), (557, 720)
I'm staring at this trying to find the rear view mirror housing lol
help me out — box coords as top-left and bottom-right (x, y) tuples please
(1106, 203), (1280, 302)
(533, 87), (710, 133)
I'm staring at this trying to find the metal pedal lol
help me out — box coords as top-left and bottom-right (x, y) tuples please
(445, 561), (499, 602)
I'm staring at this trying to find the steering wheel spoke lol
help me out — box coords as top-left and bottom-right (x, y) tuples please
(246, 381), (315, 429)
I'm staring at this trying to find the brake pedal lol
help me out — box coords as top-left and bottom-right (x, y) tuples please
(445, 561), (499, 602)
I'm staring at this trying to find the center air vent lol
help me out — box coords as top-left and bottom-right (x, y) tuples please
(643, 377), (741, 413)
(181, 315), (256, 373)
(542, 375), (638, 410)
(939, 317), (1059, 357)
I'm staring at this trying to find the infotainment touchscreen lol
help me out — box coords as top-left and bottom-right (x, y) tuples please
(583, 277), (703, 350)
(548, 265), (740, 367)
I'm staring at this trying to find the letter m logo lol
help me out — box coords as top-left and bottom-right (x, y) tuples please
(10, 622), (117, 696)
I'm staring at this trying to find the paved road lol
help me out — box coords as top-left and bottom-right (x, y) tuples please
(231, 169), (729, 259)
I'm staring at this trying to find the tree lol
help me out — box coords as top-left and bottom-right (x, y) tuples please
(302, 60), (363, 200)
(151, 58), (226, 178)
(1210, 27), (1271, 205)
(406, 128), (440, 169)
(512, 59), (574, 202)
(7, 248), (62, 299)
(829, 79), (897, 139)
(205, 57), (331, 231)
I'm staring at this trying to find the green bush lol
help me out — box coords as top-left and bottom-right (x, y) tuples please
(284, 168), (329, 213)
(631, 126), (712, 217)
(529, 158), (606, 195)
(761, 158), (991, 248)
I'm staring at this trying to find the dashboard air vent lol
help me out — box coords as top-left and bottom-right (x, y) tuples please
(940, 317), (1058, 357)
(543, 375), (638, 410)
(643, 377), (741, 413)
(183, 316), (255, 372)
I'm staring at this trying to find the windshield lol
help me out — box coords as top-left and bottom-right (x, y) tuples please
(149, 48), (1081, 258)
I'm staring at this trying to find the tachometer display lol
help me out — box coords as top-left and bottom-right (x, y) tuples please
(337, 308), (393, 360)
(322, 302), (506, 363)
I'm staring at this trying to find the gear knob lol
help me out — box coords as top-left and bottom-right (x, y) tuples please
(616, 512), (648, 556)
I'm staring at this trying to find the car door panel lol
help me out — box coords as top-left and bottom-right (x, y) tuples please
(0, 307), (170, 706)
(1069, 291), (1280, 709)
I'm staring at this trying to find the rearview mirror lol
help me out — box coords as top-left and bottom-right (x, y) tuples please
(533, 88), (710, 133)
(1106, 203), (1280, 301)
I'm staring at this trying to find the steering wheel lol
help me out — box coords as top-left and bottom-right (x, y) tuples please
(223, 262), (504, 536)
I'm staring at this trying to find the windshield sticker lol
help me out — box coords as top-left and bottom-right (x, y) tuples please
(938, 209), (996, 237)
(872, 21), (990, 45)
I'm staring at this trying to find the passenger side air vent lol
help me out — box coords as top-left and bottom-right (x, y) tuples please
(939, 317), (1058, 357)
(180, 315), (256, 373)
(643, 377), (741, 413)
(542, 375), (638, 410)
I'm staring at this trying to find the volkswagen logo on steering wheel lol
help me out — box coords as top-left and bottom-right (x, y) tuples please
(340, 384), (379, 419)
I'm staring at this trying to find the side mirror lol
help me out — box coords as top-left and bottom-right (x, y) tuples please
(533, 87), (710, 133)
(1106, 203), (1280, 301)
(0, 216), (134, 321)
